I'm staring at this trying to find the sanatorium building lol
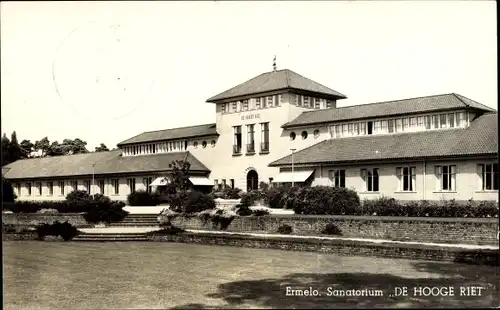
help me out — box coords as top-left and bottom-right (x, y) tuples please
(3, 67), (498, 202)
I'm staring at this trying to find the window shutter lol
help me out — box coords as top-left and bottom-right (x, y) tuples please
(477, 164), (484, 190)
(435, 166), (442, 190)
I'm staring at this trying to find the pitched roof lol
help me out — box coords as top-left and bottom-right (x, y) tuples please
(270, 113), (498, 166)
(283, 93), (496, 128)
(3, 151), (210, 180)
(117, 123), (218, 146)
(206, 69), (347, 102)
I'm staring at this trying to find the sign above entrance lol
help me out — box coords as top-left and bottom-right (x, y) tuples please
(241, 113), (260, 121)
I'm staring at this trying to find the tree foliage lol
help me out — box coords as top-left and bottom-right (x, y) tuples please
(169, 160), (192, 192)
(2, 176), (17, 202)
(94, 143), (109, 152)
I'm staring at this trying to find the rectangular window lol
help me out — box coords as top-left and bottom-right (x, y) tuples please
(417, 116), (424, 128)
(47, 182), (54, 196)
(448, 113), (455, 128)
(127, 178), (136, 194)
(373, 121), (380, 134)
(456, 112), (465, 127)
(230, 179), (235, 189)
(360, 122), (366, 135)
(242, 100), (249, 111)
(367, 121), (373, 135)
(255, 98), (261, 109)
(361, 168), (379, 192)
(98, 180), (105, 195)
(388, 119), (394, 133)
(231, 102), (237, 112)
(267, 96), (273, 108)
(348, 123), (354, 136)
(380, 120), (388, 133)
(432, 115), (439, 129)
(328, 170), (346, 188)
(246, 124), (255, 153)
(440, 114), (447, 128)
(260, 122), (269, 152)
(58, 181), (65, 195)
(36, 182), (42, 196)
(233, 126), (242, 154)
(425, 115), (432, 129)
(222, 179), (227, 189)
(26, 183), (32, 196)
(402, 118), (409, 131)
(397, 166), (416, 191)
(409, 117), (417, 129)
(15, 183), (21, 197)
(335, 125), (341, 138)
(436, 165), (456, 191)
(70, 180), (77, 193)
(314, 98), (321, 109)
(83, 180), (91, 193)
(303, 96), (310, 108)
(353, 123), (359, 135)
(478, 163), (499, 190)
(112, 179), (119, 195)
(395, 119), (402, 132)
(143, 177), (153, 194)
(342, 124), (348, 137)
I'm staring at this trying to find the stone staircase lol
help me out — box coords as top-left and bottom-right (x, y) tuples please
(108, 214), (160, 227)
(73, 232), (150, 242)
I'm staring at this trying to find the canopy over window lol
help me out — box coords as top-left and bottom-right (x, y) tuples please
(272, 170), (315, 183)
(150, 177), (169, 186)
(189, 176), (213, 186)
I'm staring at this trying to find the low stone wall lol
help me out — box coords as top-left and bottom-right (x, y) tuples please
(171, 215), (499, 246)
(2, 213), (89, 228)
(151, 233), (499, 266)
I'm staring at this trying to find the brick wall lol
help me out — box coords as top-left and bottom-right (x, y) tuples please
(2, 213), (89, 227)
(171, 214), (499, 245)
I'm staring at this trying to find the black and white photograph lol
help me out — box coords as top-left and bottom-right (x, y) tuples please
(1, 1), (498, 309)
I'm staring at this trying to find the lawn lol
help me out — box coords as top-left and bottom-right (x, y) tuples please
(3, 241), (499, 309)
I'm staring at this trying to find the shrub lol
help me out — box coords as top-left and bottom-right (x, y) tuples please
(265, 187), (287, 208)
(170, 191), (215, 213)
(83, 203), (129, 224)
(277, 224), (293, 234)
(236, 205), (253, 216)
(322, 223), (342, 235)
(251, 208), (270, 216)
(65, 190), (94, 205)
(35, 221), (80, 241)
(3, 224), (17, 233)
(293, 186), (361, 215)
(157, 208), (179, 226)
(198, 208), (235, 230)
(2, 177), (16, 203)
(240, 190), (262, 207)
(220, 187), (243, 199)
(259, 181), (270, 191)
(127, 190), (161, 206)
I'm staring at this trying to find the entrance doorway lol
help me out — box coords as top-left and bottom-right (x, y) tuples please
(246, 170), (259, 191)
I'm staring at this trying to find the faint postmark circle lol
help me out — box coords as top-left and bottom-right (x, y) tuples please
(52, 21), (154, 121)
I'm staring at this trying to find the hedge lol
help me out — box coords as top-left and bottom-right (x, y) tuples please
(169, 191), (215, 213)
(127, 190), (161, 206)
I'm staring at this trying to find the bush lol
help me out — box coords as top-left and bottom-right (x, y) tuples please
(127, 190), (161, 206)
(170, 191), (215, 213)
(259, 181), (270, 191)
(35, 221), (80, 241)
(83, 202), (128, 224)
(293, 186), (361, 215)
(146, 226), (185, 235)
(157, 208), (179, 226)
(220, 187), (243, 199)
(251, 208), (270, 216)
(65, 190), (94, 205)
(240, 190), (263, 207)
(322, 223), (342, 235)
(265, 187), (287, 209)
(2, 177), (16, 203)
(236, 205), (253, 216)
(277, 224), (293, 234)
(198, 208), (235, 230)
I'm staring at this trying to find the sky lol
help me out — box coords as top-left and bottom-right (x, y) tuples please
(1, 1), (497, 151)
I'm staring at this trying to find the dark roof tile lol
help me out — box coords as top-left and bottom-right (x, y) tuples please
(117, 123), (217, 146)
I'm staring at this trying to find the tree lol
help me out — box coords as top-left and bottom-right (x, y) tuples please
(169, 160), (191, 193)
(47, 141), (66, 156)
(19, 139), (34, 159)
(95, 143), (109, 152)
(9, 131), (22, 162)
(1, 134), (11, 166)
(34, 137), (51, 157)
(2, 176), (16, 202)
(62, 138), (88, 154)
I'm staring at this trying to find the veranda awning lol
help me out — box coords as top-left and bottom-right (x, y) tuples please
(272, 170), (315, 183)
(150, 177), (169, 186)
(189, 176), (213, 186)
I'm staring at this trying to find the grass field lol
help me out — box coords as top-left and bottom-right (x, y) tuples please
(3, 241), (499, 309)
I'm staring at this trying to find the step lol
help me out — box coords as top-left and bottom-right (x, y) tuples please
(78, 233), (149, 237)
(107, 223), (160, 227)
(73, 237), (150, 242)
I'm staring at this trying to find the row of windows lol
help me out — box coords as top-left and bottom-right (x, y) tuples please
(123, 139), (217, 156)
(233, 122), (270, 154)
(328, 112), (471, 139)
(16, 177), (159, 196)
(289, 129), (321, 140)
(217, 94), (335, 114)
(328, 163), (498, 192)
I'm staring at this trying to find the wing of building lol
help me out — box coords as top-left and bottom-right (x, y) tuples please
(3, 67), (498, 202)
